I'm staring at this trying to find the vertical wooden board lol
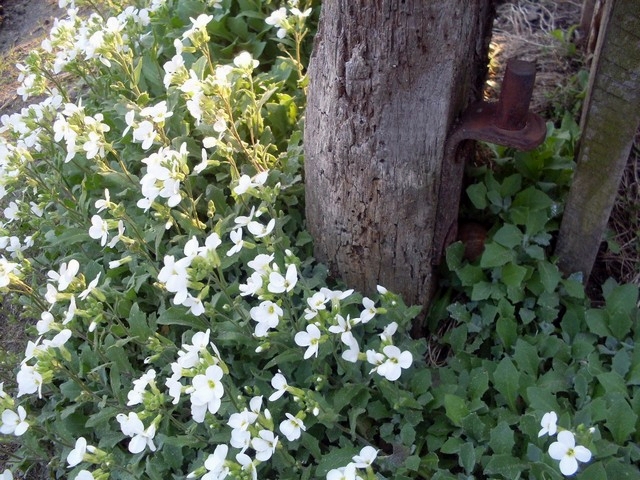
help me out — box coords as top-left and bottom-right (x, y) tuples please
(556, 0), (640, 279)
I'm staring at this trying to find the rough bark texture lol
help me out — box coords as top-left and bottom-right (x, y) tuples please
(304, 1), (495, 312)
(556, 0), (640, 279)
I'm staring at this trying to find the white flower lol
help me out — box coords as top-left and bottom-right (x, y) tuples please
(0, 257), (18, 288)
(279, 413), (306, 441)
(47, 259), (80, 291)
(304, 291), (328, 320)
(67, 437), (96, 467)
(230, 428), (251, 453)
(548, 430), (592, 476)
(0, 469), (13, 480)
(88, 215), (109, 246)
(239, 272), (263, 297)
(116, 412), (157, 454)
(251, 429), (278, 461)
(328, 314), (359, 337)
(127, 369), (156, 406)
(199, 232), (222, 257)
(79, 272), (101, 300)
(3, 201), (19, 222)
(341, 331), (360, 363)
(267, 264), (297, 293)
(190, 365), (225, 422)
(158, 255), (191, 305)
(228, 409), (258, 432)
(95, 188), (111, 212)
(201, 444), (229, 480)
(233, 51), (259, 70)
(268, 372), (289, 401)
(226, 228), (243, 256)
(76, 471), (95, 480)
(370, 345), (413, 381)
(247, 219), (275, 239)
(133, 120), (156, 150)
(326, 463), (358, 480)
(0, 406), (28, 436)
(379, 322), (398, 342)
(294, 324), (322, 359)
(539, 411), (558, 437)
(16, 364), (43, 398)
(360, 297), (378, 323)
(352, 445), (378, 468)
(250, 301), (282, 337)
(36, 311), (55, 334)
(265, 7), (288, 39)
(236, 453), (257, 480)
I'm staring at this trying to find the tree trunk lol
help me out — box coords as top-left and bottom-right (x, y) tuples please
(304, 1), (495, 315)
(556, 0), (640, 279)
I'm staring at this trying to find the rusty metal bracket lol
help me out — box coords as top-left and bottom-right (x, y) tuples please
(446, 58), (547, 160)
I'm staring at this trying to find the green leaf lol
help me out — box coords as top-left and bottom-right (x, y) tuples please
(483, 454), (526, 478)
(480, 242), (515, 268)
(468, 368), (489, 401)
(496, 316), (517, 350)
(501, 262), (528, 288)
(512, 186), (553, 210)
(597, 371), (628, 397)
(513, 339), (540, 377)
(603, 283), (637, 339)
(444, 393), (469, 427)
(585, 309), (611, 337)
(459, 442), (476, 475)
(537, 261), (561, 293)
(85, 406), (120, 428)
(493, 357), (520, 411)
(467, 183), (488, 209)
(489, 421), (515, 454)
(157, 306), (209, 330)
(526, 386), (561, 412)
(499, 174), (522, 197)
(580, 462), (607, 480)
(605, 394), (638, 444)
(315, 447), (359, 476)
(492, 223), (523, 248)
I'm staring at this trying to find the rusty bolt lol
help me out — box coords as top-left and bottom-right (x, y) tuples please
(446, 58), (547, 160)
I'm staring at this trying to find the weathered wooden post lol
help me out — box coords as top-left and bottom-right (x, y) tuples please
(556, 0), (640, 279)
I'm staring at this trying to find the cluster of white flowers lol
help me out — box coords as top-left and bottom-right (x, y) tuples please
(264, 2), (312, 39)
(538, 411), (593, 476)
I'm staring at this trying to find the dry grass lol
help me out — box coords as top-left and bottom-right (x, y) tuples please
(488, 0), (584, 117)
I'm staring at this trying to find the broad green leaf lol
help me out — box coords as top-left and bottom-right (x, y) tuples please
(315, 447), (359, 476)
(526, 386), (561, 412)
(444, 393), (469, 427)
(597, 371), (628, 397)
(513, 339), (540, 377)
(467, 183), (488, 209)
(537, 261), (561, 292)
(157, 306), (209, 330)
(483, 454), (526, 478)
(493, 357), (520, 411)
(603, 283), (637, 339)
(468, 368), (489, 401)
(459, 441), (476, 475)
(585, 309), (611, 337)
(501, 262), (528, 288)
(440, 436), (464, 454)
(488, 421), (515, 454)
(492, 223), (523, 248)
(496, 316), (517, 350)
(579, 462), (607, 480)
(480, 242), (515, 268)
(605, 394), (637, 444)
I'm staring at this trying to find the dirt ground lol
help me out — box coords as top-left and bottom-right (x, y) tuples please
(0, 0), (58, 115)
